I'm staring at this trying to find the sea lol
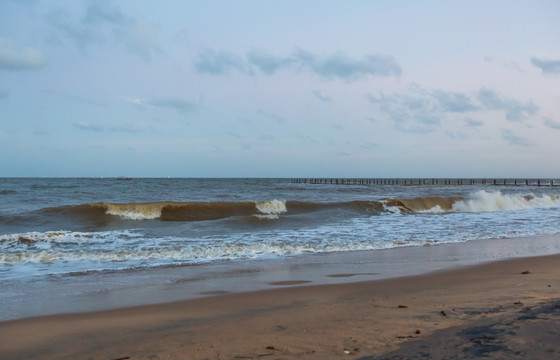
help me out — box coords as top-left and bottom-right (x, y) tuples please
(2, 177), (560, 320)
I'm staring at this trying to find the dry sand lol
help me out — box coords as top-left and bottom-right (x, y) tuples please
(0, 254), (558, 360)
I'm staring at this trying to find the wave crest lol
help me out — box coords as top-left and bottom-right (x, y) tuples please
(450, 191), (560, 213)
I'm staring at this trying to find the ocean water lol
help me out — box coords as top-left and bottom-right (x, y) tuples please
(2, 177), (560, 282)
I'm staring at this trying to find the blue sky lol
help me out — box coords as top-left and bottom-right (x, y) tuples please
(1, 0), (559, 177)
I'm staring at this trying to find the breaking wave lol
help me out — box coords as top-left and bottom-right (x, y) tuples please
(2, 191), (559, 226)
(421, 191), (560, 213)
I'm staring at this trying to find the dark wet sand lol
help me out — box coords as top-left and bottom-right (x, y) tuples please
(0, 253), (558, 360)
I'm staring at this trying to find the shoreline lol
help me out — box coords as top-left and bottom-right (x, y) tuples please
(2, 233), (560, 322)
(1, 251), (559, 359)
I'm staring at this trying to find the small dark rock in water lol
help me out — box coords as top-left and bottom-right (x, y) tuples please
(440, 310), (447, 316)
(265, 346), (276, 350)
(397, 304), (408, 308)
(521, 270), (531, 274)
(415, 329), (421, 334)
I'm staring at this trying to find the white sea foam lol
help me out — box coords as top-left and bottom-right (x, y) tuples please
(379, 200), (403, 214)
(420, 190), (560, 213)
(0, 230), (142, 250)
(254, 200), (287, 219)
(255, 200), (287, 214)
(105, 204), (162, 220)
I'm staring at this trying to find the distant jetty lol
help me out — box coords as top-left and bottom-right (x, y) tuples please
(291, 178), (558, 187)
(117, 177), (132, 181)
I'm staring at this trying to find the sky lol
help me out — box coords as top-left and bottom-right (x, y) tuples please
(1, 0), (559, 178)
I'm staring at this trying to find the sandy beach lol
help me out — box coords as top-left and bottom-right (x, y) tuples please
(1, 251), (558, 360)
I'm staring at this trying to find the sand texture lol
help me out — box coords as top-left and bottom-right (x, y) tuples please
(0, 254), (558, 360)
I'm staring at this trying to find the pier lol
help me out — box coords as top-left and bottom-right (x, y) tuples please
(291, 178), (558, 187)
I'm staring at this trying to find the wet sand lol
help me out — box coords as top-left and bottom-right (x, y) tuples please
(1, 253), (558, 360)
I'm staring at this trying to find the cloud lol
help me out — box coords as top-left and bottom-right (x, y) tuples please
(194, 48), (246, 75)
(312, 90), (332, 103)
(126, 96), (196, 113)
(543, 117), (560, 130)
(463, 118), (484, 127)
(118, 20), (162, 61)
(484, 56), (524, 73)
(256, 109), (283, 123)
(195, 47), (401, 80)
(83, 0), (127, 25)
(246, 48), (293, 74)
(368, 85), (485, 134)
(47, 1), (161, 61)
(445, 131), (469, 140)
(227, 131), (242, 138)
(502, 129), (535, 147)
(149, 97), (196, 113)
(430, 90), (478, 112)
(531, 57), (560, 75)
(0, 38), (45, 71)
(258, 134), (275, 141)
(360, 142), (378, 149)
(477, 89), (538, 122)
(294, 49), (401, 80)
(367, 88), (441, 131)
(46, 9), (98, 50)
(33, 125), (49, 136)
(73, 120), (140, 133)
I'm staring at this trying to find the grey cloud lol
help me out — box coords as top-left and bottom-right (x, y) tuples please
(73, 121), (140, 133)
(294, 48), (401, 80)
(477, 89), (538, 122)
(47, 2), (161, 61)
(531, 57), (560, 75)
(543, 117), (560, 130)
(484, 56), (524, 72)
(33, 125), (49, 136)
(395, 124), (435, 134)
(431, 90), (478, 112)
(47, 9), (99, 50)
(416, 113), (440, 125)
(256, 109), (283, 123)
(463, 118), (484, 127)
(360, 142), (378, 149)
(0, 38), (45, 71)
(502, 129), (535, 147)
(368, 85), (484, 133)
(227, 131), (242, 138)
(118, 20), (162, 61)
(312, 90), (332, 103)
(258, 135), (274, 141)
(196, 47), (401, 80)
(369, 91), (440, 129)
(194, 48), (246, 75)
(246, 48), (293, 74)
(149, 97), (196, 113)
(445, 131), (469, 140)
(83, 0), (127, 25)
